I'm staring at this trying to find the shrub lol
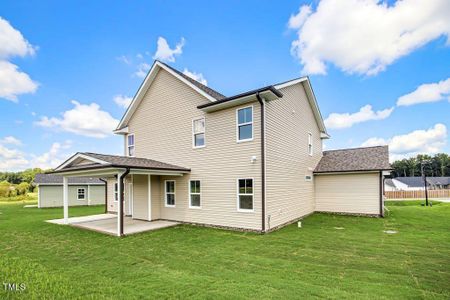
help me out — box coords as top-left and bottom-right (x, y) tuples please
(17, 182), (30, 195)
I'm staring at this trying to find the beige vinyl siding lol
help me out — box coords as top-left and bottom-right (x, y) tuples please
(265, 83), (323, 229)
(151, 175), (161, 220)
(127, 68), (262, 230)
(38, 185), (105, 208)
(314, 172), (380, 215)
(132, 175), (149, 220)
(106, 177), (117, 213)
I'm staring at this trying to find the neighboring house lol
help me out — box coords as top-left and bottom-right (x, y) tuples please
(49, 60), (391, 236)
(384, 179), (397, 192)
(388, 176), (450, 191)
(35, 174), (105, 208)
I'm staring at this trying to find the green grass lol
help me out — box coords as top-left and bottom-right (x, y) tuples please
(0, 198), (449, 299)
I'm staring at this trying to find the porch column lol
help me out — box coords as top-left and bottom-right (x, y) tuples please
(117, 172), (122, 237)
(63, 176), (69, 224)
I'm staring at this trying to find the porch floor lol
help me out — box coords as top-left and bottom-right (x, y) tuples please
(47, 214), (179, 236)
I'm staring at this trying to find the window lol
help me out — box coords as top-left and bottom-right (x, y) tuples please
(77, 188), (86, 200)
(308, 133), (313, 156)
(165, 180), (176, 207)
(192, 118), (205, 148)
(237, 178), (253, 211)
(305, 174), (313, 182)
(127, 134), (135, 156)
(237, 106), (253, 142)
(114, 183), (118, 202)
(189, 180), (201, 208)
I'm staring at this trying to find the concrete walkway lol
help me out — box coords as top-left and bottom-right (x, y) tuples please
(47, 214), (179, 236)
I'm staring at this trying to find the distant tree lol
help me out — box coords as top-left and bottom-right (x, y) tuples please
(391, 153), (450, 177)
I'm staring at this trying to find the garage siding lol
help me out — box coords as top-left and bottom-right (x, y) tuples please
(314, 172), (380, 215)
(38, 185), (105, 208)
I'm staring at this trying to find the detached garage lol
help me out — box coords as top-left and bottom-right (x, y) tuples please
(314, 146), (391, 216)
(35, 174), (106, 208)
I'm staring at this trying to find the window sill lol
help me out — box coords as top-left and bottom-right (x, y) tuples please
(165, 204), (176, 208)
(189, 206), (202, 209)
(237, 208), (254, 213)
(192, 145), (205, 149)
(237, 138), (254, 143)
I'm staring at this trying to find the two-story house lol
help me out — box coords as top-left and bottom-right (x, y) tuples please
(51, 60), (391, 236)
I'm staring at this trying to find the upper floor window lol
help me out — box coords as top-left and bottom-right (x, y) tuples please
(127, 134), (135, 156)
(237, 106), (253, 142)
(192, 118), (205, 148)
(308, 133), (313, 156)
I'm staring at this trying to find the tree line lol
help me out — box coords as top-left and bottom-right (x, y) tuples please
(391, 153), (450, 177)
(0, 168), (48, 184)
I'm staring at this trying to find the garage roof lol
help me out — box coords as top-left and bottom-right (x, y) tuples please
(35, 174), (105, 185)
(314, 146), (391, 173)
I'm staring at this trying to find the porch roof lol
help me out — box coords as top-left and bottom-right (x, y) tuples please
(50, 152), (190, 177)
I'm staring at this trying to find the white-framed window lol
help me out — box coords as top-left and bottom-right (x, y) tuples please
(114, 183), (118, 202)
(308, 133), (313, 156)
(237, 106), (253, 142)
(192, 118), (205, 148)
(305, 174), (313, 182)
(165, 180), (176, 207)
(127, 134), (135, 157)
(77, 188), (86, 200)
(237, 178), (254, 212)
(189, 180), (201, 208)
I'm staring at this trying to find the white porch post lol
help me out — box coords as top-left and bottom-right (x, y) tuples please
(117, 172), (122, 237)
(87, 185), (91, 206)
(63, 176), (69, 224)
(148, 175), (152, 221)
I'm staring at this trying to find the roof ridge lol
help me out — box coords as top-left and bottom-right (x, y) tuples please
(324, 145), (387, 153)
(157, 61), (226, 100)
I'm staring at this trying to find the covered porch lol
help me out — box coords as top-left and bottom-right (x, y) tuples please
(49, 152), (190, 236)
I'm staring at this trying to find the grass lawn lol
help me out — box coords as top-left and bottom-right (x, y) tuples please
(0, 197), (449, 299)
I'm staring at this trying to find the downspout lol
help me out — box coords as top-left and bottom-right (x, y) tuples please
(119, 168), (130, 236)
(256, 92), (266, 233)
(99, 178), (107, 213)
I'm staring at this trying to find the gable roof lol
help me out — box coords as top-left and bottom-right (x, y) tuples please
(394, 176), (450, 187)
(115, 60), (224, 131)
(54, 152), (190, 173)
(314, 146), (391, 173)
(427, 177), (450, 186)
(115, 60), (329, 137)
(35, 174), (104, 185)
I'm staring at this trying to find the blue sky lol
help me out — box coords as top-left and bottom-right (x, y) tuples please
(0, 0), (449, 171)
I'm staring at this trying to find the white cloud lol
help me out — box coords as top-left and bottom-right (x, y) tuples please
(0, 60), (38, 101)
(36, 100), (119, 138)
(0, 136), (22, 146)
(182, 68), (208, 85)
(0, 17), (36, 59)
(30, 140), (72, 170)
(324, 104), (394, 129)
(116, 55), (131, 65)
(153, 37), (185, 63)
(134, 62), (150, 78)
(114, 95), (133, 109)
(397, 78), (450, 106)
(0, 17), (38, 102)
(361, 123), (448, 161)
(0, 144), (28, 171)
(289, 0), (450, 75)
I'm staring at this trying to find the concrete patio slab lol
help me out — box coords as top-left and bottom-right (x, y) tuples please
(47, 214), (179, 236)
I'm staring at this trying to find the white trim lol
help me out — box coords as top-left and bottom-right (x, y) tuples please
(236, 105), (254, 143)
(236, 178), (254, 213)
(273, 77), (308, 90)
(117, 171), (124, 237)
(116, 61), (216, 131)
(55, 153), (110, 171)
(37, 185), (41, 208)
(192, 117), (206, 149)
(188, 179), (202, 209)
(164, 180), (176, 208)
(63, 177), (68, 224)
(126, 133), (135, 157)
(36, 183), (105, 186)
(113, 126), (129, 135)
(77, 187), (86, 201)
(308, 132), (313, 156)
(148, 175), (152, 221)
(87, 185), (91, 205)
(127, 181), (133, 216)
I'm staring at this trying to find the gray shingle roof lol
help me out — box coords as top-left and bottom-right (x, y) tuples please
(394, 176), (450, 187)
(35, 174), (104, 185)
(159, 61), (226, 101)
(79, 152), (190, 171)
(314, 146), (391, 173)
